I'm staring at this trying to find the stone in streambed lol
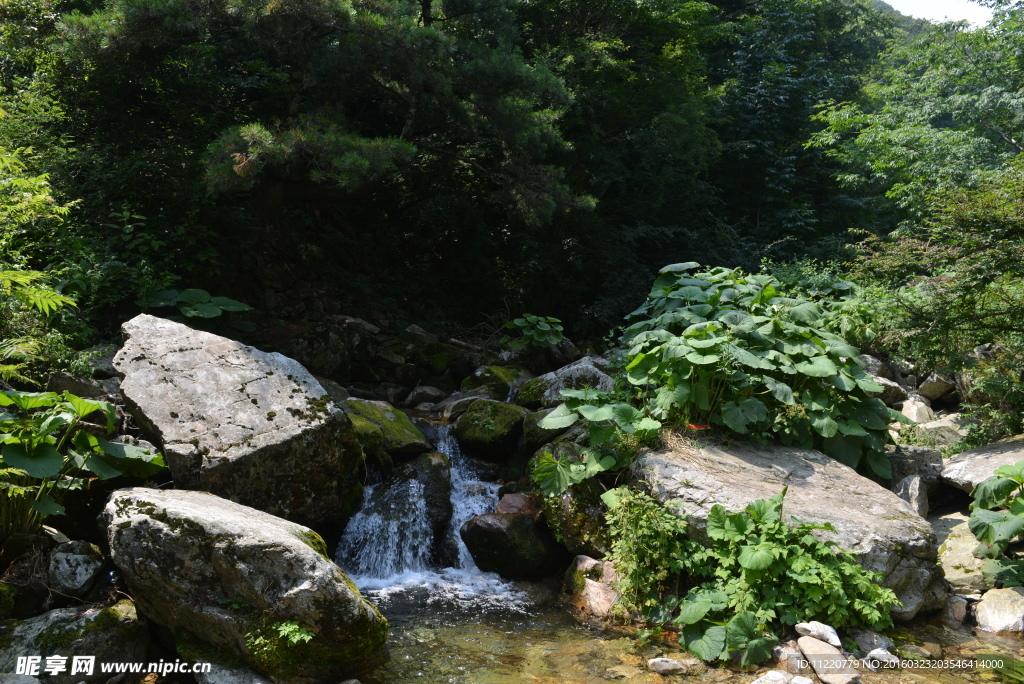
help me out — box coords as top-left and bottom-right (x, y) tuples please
(102, 487), (388, 680)
(796, 636), (860, 684)
(460, 513), (566, 579)
(343, 398), (428, 456)
(453, 400), (527, 462)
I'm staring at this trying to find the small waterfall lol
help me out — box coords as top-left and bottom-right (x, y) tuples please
(336, 479), (433, 577)
(335, 422), (527, 611)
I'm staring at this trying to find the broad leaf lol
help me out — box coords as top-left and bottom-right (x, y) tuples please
(539, 404), (578, 430)
(794, 356), (838, 378)
(29, 494), (65, 517)
(2, 442), (64, 479)
(972, 476), (1022, 511)
(726, 612), (778, 665)
(970, 508), (1024, 546)
(683, 623), (727, 662)
(762, 376), (795, 404)
(738, 544), (775, 570)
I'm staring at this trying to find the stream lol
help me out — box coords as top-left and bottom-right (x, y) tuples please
(333, 424), (1024, 684)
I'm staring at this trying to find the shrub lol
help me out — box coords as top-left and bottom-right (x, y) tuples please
(968, 460), (1024, 587)
(603, 486), (899, 664)
(0, 390), (166, 540)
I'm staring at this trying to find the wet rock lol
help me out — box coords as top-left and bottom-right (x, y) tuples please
(773, 641), (810, 674)
(751, 671), (792, 684)
(873, 377), (907, 406)
(344, 398), (428, 456)
(541, 479), (610, 558)
(0, 601), (148, 683)
(848, 629), (893, 654)
(102, 487), (388, 680)
(914, 414), (973, 448)
(460, 365), (523, 398)
(460, 513), (566, 580)
(858, 355), (894, 380)
(795, 621), (840, 647)
(564, 555), (620, 619)
(47, 541), (104, 598)
(514, 357), (614, 409)
(940, 595), (968, 629)
(893, 475), (928, 518)
(632, 440), (946, 621)
(115, 314), (365, 527)
(796, 636), (861, 684)
(976, 587), (1024, 633)
(942, 435), (1024, 493)
(430, 388), (492, 421)
(453, 400), (528, 462)
(496, 492), (541, 517)
(900, 394), (935, 423)
(889, 445), (943, 492)
(399, 452), (453, 554)
(863, 649), (899, 670)
(647, 657), (689, 675)
(404, 385), (448, 407)
(932, 511), (988, 593)
(918, 373), (955, 401)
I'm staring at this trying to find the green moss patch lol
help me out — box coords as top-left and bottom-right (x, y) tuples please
(344, 399), (427, 455)
(453, 400), (528, 462)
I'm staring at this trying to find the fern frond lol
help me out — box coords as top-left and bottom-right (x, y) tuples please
(0, 337), (41, 361)
(12, 286), (76, 316)
(0, 362), (32, 384)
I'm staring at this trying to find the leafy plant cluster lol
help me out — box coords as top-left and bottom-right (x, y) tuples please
(968, 460), (1024, 587)
(604, 487), (899, 665)
(533, 389), (660, 497)
(0, 391), (166, 540)
(0, 269), (77, 385)
(502, 315), (565, 351)
(137, 288), (254, 330)
(613, 263), (905, 477)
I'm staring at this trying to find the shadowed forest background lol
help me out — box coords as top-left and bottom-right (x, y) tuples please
(2, 0), (1024, 438)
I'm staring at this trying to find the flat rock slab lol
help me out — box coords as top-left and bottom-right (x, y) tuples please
(942, 435), (1024, 493)
(114, 314), (364, 526)
(797, 636), (860, 684)
(976, 587), (1024, 633)
(102, 488), (388, 680)
(633, 440), (946, 621)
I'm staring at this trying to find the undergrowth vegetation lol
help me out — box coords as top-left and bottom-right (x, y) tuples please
(603, 487), (898, 664)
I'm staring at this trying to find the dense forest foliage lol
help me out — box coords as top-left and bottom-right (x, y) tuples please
(1, 0), (1023, 429)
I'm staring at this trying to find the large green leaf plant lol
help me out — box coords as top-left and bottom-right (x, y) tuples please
(0, 390), (166, 540)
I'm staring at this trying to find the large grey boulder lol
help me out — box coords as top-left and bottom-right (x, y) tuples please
(114, 314), (365, 526)
(913, 414), (972, 448)
(632, 440), (946, 621)
(942, 435), (1024, 493)
(102, 488), (388, 681)
(889, 445), (943, 493)
(0, 601), (148, 683)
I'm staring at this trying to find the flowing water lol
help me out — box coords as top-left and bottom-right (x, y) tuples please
(334, 424), (1024, 684)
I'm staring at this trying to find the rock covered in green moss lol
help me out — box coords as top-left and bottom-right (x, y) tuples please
(542, 479), (610, 558)
(459, 513), (567, 580)
(114, 314), (365, 528)
(343, 398), (428, 455)
(102, 488), (388, 680)
(515, 357), (614, 409)
(453, 400), (528, 462)
(460, 365), (526, 398)
(0, 600), (148, 682)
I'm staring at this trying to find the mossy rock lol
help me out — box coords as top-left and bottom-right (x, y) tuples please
(0, 600), (150, 680)
(460, 365), (520, 397)
(523, 409), (571, 453)
(344, 398), (428, 455)
(542, 478), (610, 558)
(0, 583), (16, 620)
(453, 399), (528, 462)
(515, 377), (548, 409)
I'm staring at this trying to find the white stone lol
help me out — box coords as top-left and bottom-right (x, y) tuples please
(892, 475), (928, 518)
(932, 511), (989, 593)
(976, 587), (1024, 633)
(943, 435), (1024, 493)
(648, 658), (687, 675)
(751, 670), (792, 684)
(795, 621), (841, 647)
(901, 395), (935, 423)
